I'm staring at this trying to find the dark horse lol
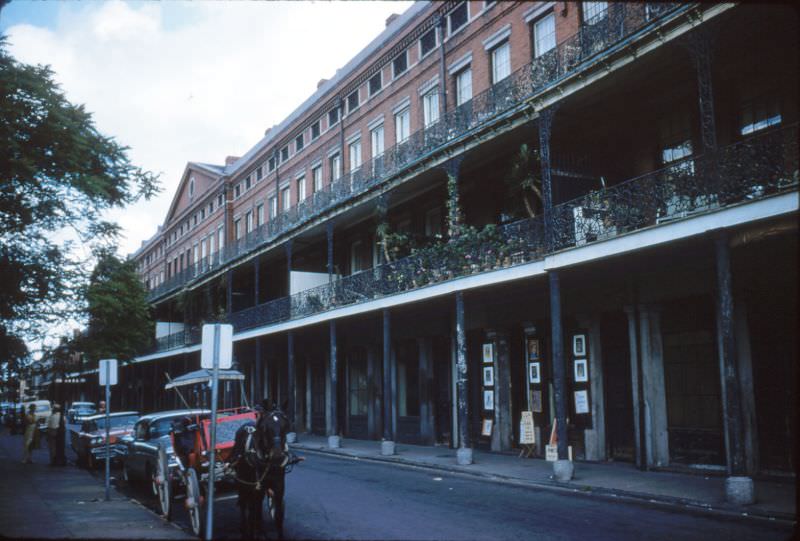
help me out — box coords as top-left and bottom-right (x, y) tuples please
(230, 403), (293, 539)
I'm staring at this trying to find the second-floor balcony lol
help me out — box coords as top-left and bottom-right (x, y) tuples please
(145, 123), (798, 355)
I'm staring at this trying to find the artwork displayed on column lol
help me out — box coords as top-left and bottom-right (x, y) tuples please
(572, 334), (586, 357)
(526, 338), (540, 361)
(482, 366), (494, 386)
(528, 362), (541, 384)
(574, 359), (588, 382)
(530, 390), (543, 413)
(482, 343), (493, 364)
(574, 390), (589, 414)
(483, 389), (494, 410)
(481, 418), (493, 436)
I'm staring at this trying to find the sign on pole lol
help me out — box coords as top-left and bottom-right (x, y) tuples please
(99, 359), (118, 386)
(201, 324), (233, 369)
(98, 358), (117, 502)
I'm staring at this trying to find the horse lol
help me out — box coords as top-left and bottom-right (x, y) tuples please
(230, 402), (291, 539)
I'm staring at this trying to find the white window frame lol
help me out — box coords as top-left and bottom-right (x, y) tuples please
(312, 164), (323, 192)
(455, 67), (472, 106)
(419, 26), (439, 59)
(392, 50), (408, 79)
(491, 41), (511, 84)
(349, 139), (362, 171)
(269, 195), (278, 219)
(447, 2), (469, 37)
(297, 174), (307, 201)
(422, 88), (440, 128)
(394, 107), (410, 144)
(582, 2), (608, 24)
(533, 13), (556, 58)
(281, 186), (291, 212)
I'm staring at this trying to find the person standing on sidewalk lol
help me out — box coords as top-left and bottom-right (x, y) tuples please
(22, 404), (37, 464)
(98, 401), (106, 415)
(55, 405), (67, 466)
(47, 404), (62, 465)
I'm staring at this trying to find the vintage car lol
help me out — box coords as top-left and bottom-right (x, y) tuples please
(71, 411), (140, 468)
(120, 409), (210, 496)
(67, 401), (97, 424)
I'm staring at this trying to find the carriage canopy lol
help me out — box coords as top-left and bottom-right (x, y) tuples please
(164, 369), (245, 389)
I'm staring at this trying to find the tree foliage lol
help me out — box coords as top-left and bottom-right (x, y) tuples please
(0, 38), (159, 362)
(503, 144), (543, 220)
(79, 251), (153, 362)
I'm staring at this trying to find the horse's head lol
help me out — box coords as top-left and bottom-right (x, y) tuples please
(255, 402), (290, 464)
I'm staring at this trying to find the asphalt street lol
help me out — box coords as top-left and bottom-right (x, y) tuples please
(76, 438), (792, 541)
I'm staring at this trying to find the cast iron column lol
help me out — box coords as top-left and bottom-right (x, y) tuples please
(715, 232), (753, 504)
(454, 291), (472, 464)
(226, 269), (233, 316)
(287, 330), (296, 441)
(381, 309), (394, 455)
(254, 337), (263, 403)
(253, 255), (260, 307)
(326, 222), (334, 283)
(328, 320), (340, 448)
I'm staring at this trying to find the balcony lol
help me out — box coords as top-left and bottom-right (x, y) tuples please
(143, 124), (798, 355)
(146, 2), (688, 302)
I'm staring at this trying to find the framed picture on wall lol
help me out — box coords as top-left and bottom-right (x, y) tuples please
(481, 418), (493, 436)
(527, 338), (540, 361)
(482, 343), (494, 364)
(573, 334), (586, 357)
(528, 362), (541, 384)
(574, 358), (588, 382)
(482, 366), (494, 386)
(530, 390), (543, 413)
(483, 389), (494, 410)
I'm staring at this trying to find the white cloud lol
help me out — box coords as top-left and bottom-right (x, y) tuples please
(6, 0), (413, 255)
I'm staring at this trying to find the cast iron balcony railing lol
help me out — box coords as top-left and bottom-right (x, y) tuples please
(145, 2), (686, 302)
(141, 123), (799, 354)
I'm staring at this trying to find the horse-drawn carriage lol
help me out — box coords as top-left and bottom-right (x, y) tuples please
(153, 368), (301, 538)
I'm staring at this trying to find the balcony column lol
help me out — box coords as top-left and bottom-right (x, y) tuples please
(327, 320), (340, 448)
(442, 156), (466, 239)
(639, 304), (669, 469)
(682, 26), (718, 153)
(305, 358), (312, 433)
(287, 330), (297, 443)
(487, 330), (512, 452)
(380, 309), (394, 455)
(454, 291), (472, 465)
(714, 232), (754, 504)
(226, 269), (233, 316)
(253, 255), (260, 307)
(623, 305), (645, 470)
(539, 105), (572, 481)
(417, 336), (435, 446)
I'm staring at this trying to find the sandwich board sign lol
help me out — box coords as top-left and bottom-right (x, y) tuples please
(201, 324), (233, 369)
(99, 359), (118, 386)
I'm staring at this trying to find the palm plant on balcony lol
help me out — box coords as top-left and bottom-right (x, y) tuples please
(504, 144), (543, 220)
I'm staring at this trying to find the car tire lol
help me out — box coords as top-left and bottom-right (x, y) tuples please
(122, 461), (136, 486)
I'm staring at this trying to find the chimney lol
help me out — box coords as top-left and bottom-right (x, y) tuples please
(386, 13), (400, 27)
(224, 156), (240, 166)
(317, 78), (328, 89)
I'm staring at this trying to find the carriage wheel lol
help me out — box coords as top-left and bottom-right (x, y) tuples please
(185, 468), (205, 538)
(156, 444), (172, 519)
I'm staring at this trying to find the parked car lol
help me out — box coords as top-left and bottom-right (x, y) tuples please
(70, 411), (140, 468)
(67, 402), (97, 424)
(4, 404), (25, 434)
(23, 400), (51, 431)
(120, 409), (210, 495)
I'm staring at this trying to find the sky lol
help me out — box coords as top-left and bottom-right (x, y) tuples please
(1, 0), (415, 257)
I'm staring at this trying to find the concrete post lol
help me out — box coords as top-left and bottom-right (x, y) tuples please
(366, 346), (377, 440)
(639, 305), (670, 468)
(623, 306), (644, 470)
(735, 302), (759, 475)
(305, 359), (312, 433)
(328, 320), (340, 448)
(578, 316), (607, 461)
(548, 271), (572, 481)
(417, 337), (435, 446)
(455, 291), (472, 465)
(287, 331), (297, 443)
(714, 234), (754, 504)
(487, 330), (512, 452)
(381, 309), (394, 455)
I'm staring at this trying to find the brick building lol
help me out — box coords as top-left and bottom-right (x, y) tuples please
(111, 1), (796, 503)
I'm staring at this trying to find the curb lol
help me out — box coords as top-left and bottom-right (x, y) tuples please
(292, 444), (796, 527)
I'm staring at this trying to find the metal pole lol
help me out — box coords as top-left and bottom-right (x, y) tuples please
(205, 325), (220, 541)
(382, 309), (392, 441)
(104, 380), (110, 501)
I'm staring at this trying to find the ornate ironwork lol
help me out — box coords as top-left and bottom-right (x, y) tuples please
(147, 3), (686, 302)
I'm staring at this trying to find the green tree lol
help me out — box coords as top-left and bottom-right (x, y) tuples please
(80, 251), (153, 362)
(0, 38), (159, 361)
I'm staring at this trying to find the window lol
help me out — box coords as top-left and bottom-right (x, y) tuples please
(193, 214), (198, 226)
(348, 352), (368, 416)
(257, 204), (264, 226)
(218, 194), (224, 207)
(328, 107), (340, 127)
(201, 238), (207, 260)
(583, 2), (608, 24)
(392, 51), (408, 78)
(246, 210), (253, 234)
(297, 176), (306, 201)
(370, 124), (385, 157)
(369, 72), (382, 96)
(208, 202), (213, 215)
(188, 176), (195, 197)
(234, 183), (241, 198)
(329, 153), (342, 181)
(395, 107), (410, 144)
(311, 120), (321, 140)
(448, 2), (469, 36)
(256, 166), (263, 181)
(234, 219), (242, 240)
(245, 175), (251, 190)
(348, 139), (362, 172)
(533, 14), (556, 58)
(660, 112), (693, 164)
(423, 89), (439, 127)
(295, 133), (304, 152)
(455, 67), (472, 106)
(347, 90), (359, 114)
(424, 207), (443, 238)
(397, 344), (420, 416)
(268, 156), (276, 172)
(281, 186), (291, 212)
(200, 208), (205, 220)
(740, 95), (781, 135)
(281, 146), (289, 162)
(350, 240), (365, 273)
(491, 41), (511, 84)
(217, 225), (224, 252)
(312, 165), (323, 192)
(419, 27), (438, 58)
(269, 196), (278, 219)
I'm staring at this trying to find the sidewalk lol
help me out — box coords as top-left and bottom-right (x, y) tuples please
(290, 434), (796, 524)
(0, 430), (190, 539)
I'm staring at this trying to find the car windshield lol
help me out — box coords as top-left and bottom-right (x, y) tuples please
(95, 415), (138, 430)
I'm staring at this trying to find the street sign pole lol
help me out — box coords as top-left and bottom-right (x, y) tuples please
(205, 325), (220, 541)
(105, 379), (110, 501)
